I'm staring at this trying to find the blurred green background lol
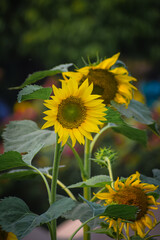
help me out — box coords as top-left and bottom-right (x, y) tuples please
(0, 0), (160, 105)
(0, 0), (160, 220)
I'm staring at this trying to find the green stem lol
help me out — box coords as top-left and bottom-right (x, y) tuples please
(144, 220), (160, 237)
(83, 138), (91, 240)
(145, 235), (160, 240)
(104, 156), (114, 188)
(90, 124), (111, 153)
(45, 173), (76, 201)
(68, 215), (97, 240)
(116, 221), (120, 240)
(50, 134), (62, 240)
(30, 165), (51, 201)
(67, 142), (86, 179)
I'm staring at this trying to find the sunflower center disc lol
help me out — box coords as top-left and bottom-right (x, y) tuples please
(57, 96), (87, 129)
(87, 69), (118, 104)
(113, 186), (148, 220)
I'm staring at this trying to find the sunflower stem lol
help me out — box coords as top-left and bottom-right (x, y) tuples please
(145, 235), (160, 240)
(29, 165), (51, 202)
(69, 215), (97, 240)
(83, 138), (91, 240)
(90, 124), (111, 153)
(104, 156), (114, 188)
(67, 142), (87, 180)
(50, 134), (62, 240)
(45, 173), (76, 201)
(116, 221), (120, 240)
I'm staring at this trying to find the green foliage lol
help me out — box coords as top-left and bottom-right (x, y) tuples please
(68, 175), (111, 188)
(105, 107), (148, 145)
(0, 169), (37, 180)
(130, 236), (144, 240)
(17, 85), (52, 102)
(0, 167), (52, 180)
(81, 196), (137, 221)
(112, 124), (147, 146)
(0, 196), (76, 239)
(11, 63), (73, 89)
(111, 100), (154, 125)
(0, 151), (27, 171)
(91, 228), (117, 238)
(62, 201), (101, 229)
(2, 120), (56, 164)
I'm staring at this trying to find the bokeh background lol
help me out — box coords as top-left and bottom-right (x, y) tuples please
(0, 0), (160, 235)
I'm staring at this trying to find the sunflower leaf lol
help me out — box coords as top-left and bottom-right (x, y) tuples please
(148, 122), (160, 136)
(111, 100), (154, 125)
(90, 226), (118, 238)
(17, 85), (52, 103)
(80, 195), (137, 221)
(10, 63), (73, 89)
(0, 151), (27, 172)
(0, 169), (36, 179)
(68, 175), (111, 188)
(105, 107), (147, 145)
(0, 167), (53, 180)
(2, 120), (56, 165)
(112, 124), (147, 146)
(0, 196), (76, 239)
(62, 201), (102, 228)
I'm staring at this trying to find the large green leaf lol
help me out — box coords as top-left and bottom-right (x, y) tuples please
(103, 204), (137, 220)
(62, 201), (102, 229)
(0, 151), (27, 171)
(112, 124), (147, 145)
(0, 167), (53, 180)
(0, 196), (76, 239)
(111, 100), (154, 125)
(2, 120), (56, 164)
(105, 107), (147, 145)
(63, 199), (137, 230)
(0, 169), (36, 179)
(17, 85), (52, 102)
(81, 196), (137, 221)
(10, 63), (73, 89)
(68, 175), (111, 188)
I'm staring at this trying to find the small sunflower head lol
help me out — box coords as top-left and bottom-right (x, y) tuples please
(95, 172), (160, 238)
(94, 147), (117, 168)
(63, 53), (137, 107)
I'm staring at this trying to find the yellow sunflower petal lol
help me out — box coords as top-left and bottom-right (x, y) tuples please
(95, 52), (120, 69)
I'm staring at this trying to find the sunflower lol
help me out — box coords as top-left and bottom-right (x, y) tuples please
(95, 172), (159, 238)
(63, 53), (137, 107)
(42, 79), (106, 146)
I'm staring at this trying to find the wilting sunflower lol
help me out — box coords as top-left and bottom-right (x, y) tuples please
(42, 79), (106, 146)
(63, 53), (137, 107)
(95, 172), (159, 238)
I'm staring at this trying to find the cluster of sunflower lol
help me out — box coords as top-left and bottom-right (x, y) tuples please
(41, 53), (160, 239)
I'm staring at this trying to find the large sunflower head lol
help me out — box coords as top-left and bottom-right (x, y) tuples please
(95, 171), (159, 238)
(42, 79), (106, 146)
(63, 53), (137, 107)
